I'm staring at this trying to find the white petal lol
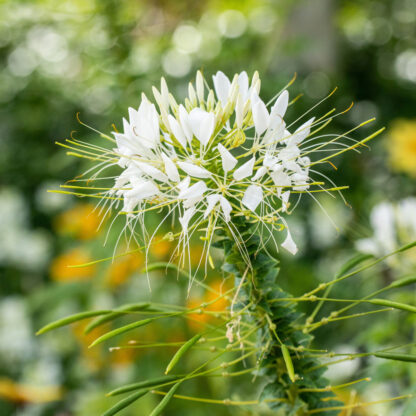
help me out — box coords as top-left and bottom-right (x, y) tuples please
(167, 115), (187, 149)
(135, 162), (168, 183)
(196, 71), (204, 103)
(212, 71), (231, 106)
(252, 97), (269, 136)
(161, 153), (180, 182)
(237, 71), (249, 102)
(270, 90), (289, 118)
(179, 207), (196, 232)
(188, 108), (215, 146)
(177, 176), (190, 192)
(160, 77), (170, 109)
(252, 166), (267, 181)
(179, 180), (207, 201)
(178, 105), (193, 143)
(217, 143), (237, 173)
(263, 153), (278, 168)
(270, 169), (291, 196)
(124, 181), (159, 212)
(242, 185), (263, 212)
(282, 229), (298, 255)
(204, 194), (221, 219)
(291, 117), (315, 145)
(235, 94), (244, 129)
(177, 162), (212, 178)
(233, 157), (255, 181)
(136, 99), (160, 148)
(280, 191), (290, 212)
(219, 196), (232, 222)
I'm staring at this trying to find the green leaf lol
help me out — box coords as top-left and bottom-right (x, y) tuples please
(102, 389), (147, 416)
(84, 302), (150, 334)
(89, 317), (156, 348)
(149, 382), (181, 416)
(165, 334), (201, 374)
(107, 375), (180, 396)
(368, 299), (416, 313)
(36, 310), (111, 335)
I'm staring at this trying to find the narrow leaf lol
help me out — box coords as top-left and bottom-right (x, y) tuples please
(85, 303), (150, 334)
(165, 334), (201, 374)
(281, 345), (296, 383)
(374, 352), (416, 363)
(36, 310), (111, 335)
(397, 240), (416, 253)
(89, 317), (156, 348)
(102, 389), (148, 416)
(149, 382), (182, 416)
(335, 254), (373, 279)
(369, 299), (416, 313)
(107, 376), (180, 396)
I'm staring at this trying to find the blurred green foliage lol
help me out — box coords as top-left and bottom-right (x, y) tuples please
(0, 0), (415, 415)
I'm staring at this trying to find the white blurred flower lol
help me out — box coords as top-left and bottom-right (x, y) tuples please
(356, 198), (416, 259)
(0, 188), (51, 270)
(0, 298), (33, 364)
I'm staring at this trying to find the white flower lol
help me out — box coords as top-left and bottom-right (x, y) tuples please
(63, 69), (376, 273)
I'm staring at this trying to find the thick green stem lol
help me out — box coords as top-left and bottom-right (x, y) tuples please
(217, 220), (343, 416)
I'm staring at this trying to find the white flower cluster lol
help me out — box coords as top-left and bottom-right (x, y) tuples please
(356, 197), (416, 262)
(110, 70), (318, 258)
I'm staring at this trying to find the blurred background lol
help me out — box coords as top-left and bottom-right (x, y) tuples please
(0, 0), (415, 415)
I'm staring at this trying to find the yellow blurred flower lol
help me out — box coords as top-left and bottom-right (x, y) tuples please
(54, 202), (104, 240)
(72, 321), (105, 370)
(388, 119), (416, 177)
(149, 239), (174, 260)
(0, 378), (62, 403)
(105, 252), (144, 288)
(49, 248), (96, 282)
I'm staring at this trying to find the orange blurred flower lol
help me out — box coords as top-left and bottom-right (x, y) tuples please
(388, 119), (416, 177)
(106, 252), (144, 288)
(54, 203), (105, 241)
(186, 278), (231, 331)
(49, 248), (96, 282)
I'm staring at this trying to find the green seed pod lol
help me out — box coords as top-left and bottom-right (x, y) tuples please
(36, 310), (112, 335)
(281, 344), (296, 383)
(165, 334), (201, 375)
(388, 275), (416, 289)
(369, 299), (416, 313)
(107, 375), (180, 396)
(149, 382), (182, 416)
(374, 352), (416, 362)
(102, 389), (148, 416)
(89, 317), (156, 348)
(84, 302), (150, 334)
